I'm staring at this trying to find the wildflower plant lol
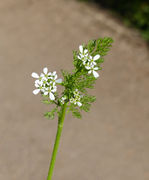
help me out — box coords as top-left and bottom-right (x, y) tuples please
(31, 37), (113, 180)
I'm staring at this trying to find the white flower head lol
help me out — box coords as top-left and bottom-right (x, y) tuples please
(31, 67), (62, 100)
(77, 45), (101, 79)
(70, 89), (82, 107)
(60, 96), (67, 104)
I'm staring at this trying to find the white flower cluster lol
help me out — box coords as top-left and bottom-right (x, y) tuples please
(60, 96), (67, 104)
(31, 67), (62, 100)
(70, 89), (82, 107)
(77, 45), (100, 78)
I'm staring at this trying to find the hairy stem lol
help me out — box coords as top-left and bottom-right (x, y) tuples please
(47, 103), (67, 180)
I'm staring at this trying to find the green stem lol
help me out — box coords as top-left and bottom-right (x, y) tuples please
(47, 103), (67, 180)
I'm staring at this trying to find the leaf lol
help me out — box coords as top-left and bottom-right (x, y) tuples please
(72, 110), (82, 119)
(80, 103), (91, 112)
(42, 100), (52, 104)
(44, 112), (55, 119)
(67, 103), (82, 119)
(87, 40), (96, 53)
(44, 107), (58, 120)
(95, 37), (114, 57)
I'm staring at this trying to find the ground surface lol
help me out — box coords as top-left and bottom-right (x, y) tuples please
(0, 0), (149, 180)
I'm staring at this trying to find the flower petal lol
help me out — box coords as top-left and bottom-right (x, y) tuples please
(49, 92), (55, 100)
(55, 78), (62, 83)
(40, 73), (44, 78)
(83, 61), (86, 65)
(93, 54), (100, 60)
(94, 67), (98, 70)
(85, 66), (91, 70)
(31, 72), (39, 78)
(93, 70), (99, 78)
(51, 86), (57, 92)
(43, 67), (48, 74)
(35, 80), (40, 86)
(77, 102), (82, 107)
(89, 55), (92, 60)
(53, 71), (56, 75)
(54, 74), (58, 80)
(84, 49), (88, 54)
(33, 89), (40, 95)
(35, 83), (40, 88)
(79, 45), (83, 53)
(88, 70), (92, 74)
(77, 55), (81, 59)
(44, 91), (48, 95)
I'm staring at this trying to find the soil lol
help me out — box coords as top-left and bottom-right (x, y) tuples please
(0, 0), (149, 180)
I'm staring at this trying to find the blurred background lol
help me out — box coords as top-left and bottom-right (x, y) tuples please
(80, 0), (149, 42)
(0, 0), (149, 180)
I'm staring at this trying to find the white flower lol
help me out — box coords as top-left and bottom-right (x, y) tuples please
(70, 97), (82, 107)
(70, 89), (82, 107)
(77, 102), (82, 107)
(40, 67), (50, 80)
(31, 67), (62, 100)
(74, 89), (79, 96)
(79, 45), (88, 56)
(77, 45), (89, 64)
(49, 71), (62, 84)
(32, 76), (43, 95)
(77, 44), (100, 79)
(60, 96), (67, 104)
(43, 87), (56, 100)
(35, 79), (44, 87)
(88, 54), (100, 66)
(85, 62), (94, 70)
(88, 67), (99, 78)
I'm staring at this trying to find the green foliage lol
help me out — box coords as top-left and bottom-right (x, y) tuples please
(87, 40), (96, 53)
(80, 95), (96, 112)
(87, 37), (113, 57)
(66, 95), (96, 118)
(43, 37), (113, 119)
(95, 37), (113, 56)
(42, 99), (53, 104)
(67, 103), (82, 119)
(61, 37), (113, 118)
(44, 107), (58, 120)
